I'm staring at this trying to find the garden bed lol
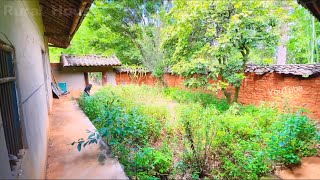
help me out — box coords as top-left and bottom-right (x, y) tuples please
(77, 85), (319, 179)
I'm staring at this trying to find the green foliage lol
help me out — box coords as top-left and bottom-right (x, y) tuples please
(163, 0), (280, 103)
(179, 103), (218, 178)
(78, 85), (173, 179)
(50, 0), (168, 65)
(164, 87), (229, 112)
(268, 113), (320, 166)
(77, 85), (320, 179)
(177, 101), (319, 179)
(49, 15), (140, 64)
(71, 130), (100, 152)
(162, 1), (212, 65)
(221, 61), (246, 88)
(178, 103), (276, 179)
(132, 147), (173, 179)
(79, 90), (162, 146)
(50, 0), (319, 66)
(137, 26), (167, 79)
(287, 6), (320, 64)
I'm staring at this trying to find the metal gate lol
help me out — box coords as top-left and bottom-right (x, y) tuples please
(0, 41), (22, 156)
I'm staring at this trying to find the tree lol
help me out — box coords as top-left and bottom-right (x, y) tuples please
(89, 0), (166, 63)
(136, 26), (167, 86)
(287, 5), (320, 64)
(164, 0), (279, 104)
(49, 1), (144, 65)
(91, 0), (174, 84)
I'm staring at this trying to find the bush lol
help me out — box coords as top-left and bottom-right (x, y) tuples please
(178, 103), (276, 179)
(78, 86), (173, 179)
(268, 113), (320, 166)
(77, 85), (320, 179)
(178, 103), (218, 178)
(131, 147), (173, 179)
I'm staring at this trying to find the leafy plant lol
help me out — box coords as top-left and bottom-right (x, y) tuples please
(76, 85), (320, 179)
(77, 85), (173, 179)
(131, 147), (173, 179)
(71, 130), (100, 152)
(268, 113), (320, 166)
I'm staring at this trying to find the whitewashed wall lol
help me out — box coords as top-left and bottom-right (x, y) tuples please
(53, 71), (85, 92)
(0, 0), (51, 178)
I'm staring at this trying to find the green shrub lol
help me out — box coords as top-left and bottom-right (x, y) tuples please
(268, 113), (320, 166)
(219, 140), (272, 180)
(131, 147), (173, 179)
(78, 85), (172, 179)
(77, 85), (320, 179)
(78, 93), (105, 120)
(179, 103), (218, 178)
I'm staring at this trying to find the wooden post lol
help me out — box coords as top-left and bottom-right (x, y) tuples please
(84, 72), (89, 86)
(102, 71), (108, 85)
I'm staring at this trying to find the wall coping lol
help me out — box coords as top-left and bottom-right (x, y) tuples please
(114, 64), (320, 77)
(245, 64), (320, 77)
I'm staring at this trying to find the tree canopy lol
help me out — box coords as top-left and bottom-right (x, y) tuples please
(49, 0), (320, 101)
(164, 0), (281, 103)
(50, 0), (320, 65)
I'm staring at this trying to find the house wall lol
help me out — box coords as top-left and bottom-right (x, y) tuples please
(52, 70), (86, 95)
(0, 0), (51, 179)
(115, 72), (320, 121)
(51, 66), (117, 96)
(104, 68), (117, 85)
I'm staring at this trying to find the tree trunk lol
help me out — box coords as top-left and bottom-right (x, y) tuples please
(158, 75), (168, 87)
(222, 89), (232, 104)
(311, 16), (315, 63)
(276, 19), (289, 65)
(233, 86), (240, 103)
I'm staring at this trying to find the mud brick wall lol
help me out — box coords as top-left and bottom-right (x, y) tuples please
(115, 72), (320, 121)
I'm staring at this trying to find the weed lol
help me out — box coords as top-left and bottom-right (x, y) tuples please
(76, 85), (320, 179)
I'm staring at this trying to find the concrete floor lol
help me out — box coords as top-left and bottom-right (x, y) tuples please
(46, 96), (127, 179)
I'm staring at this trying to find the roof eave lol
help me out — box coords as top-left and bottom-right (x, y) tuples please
(60, 54), (122, 67)
(298, 0), (320, 21)
(42, 0), (94, 49)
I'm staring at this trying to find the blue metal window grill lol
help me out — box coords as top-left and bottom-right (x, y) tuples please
(0, 42), (22, 157)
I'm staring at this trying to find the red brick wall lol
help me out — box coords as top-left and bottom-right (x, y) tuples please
(115, 72), (320, 121)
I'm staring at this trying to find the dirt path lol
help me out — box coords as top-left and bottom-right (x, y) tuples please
(278, 157), (320, 179)
(46, 96), (127, 179)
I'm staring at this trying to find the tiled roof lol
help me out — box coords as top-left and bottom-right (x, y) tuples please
(115, 64), (320, 77)
(61, 54), (121, 67)
(245, 64), (320, 77)
(114, 67), (151, 73)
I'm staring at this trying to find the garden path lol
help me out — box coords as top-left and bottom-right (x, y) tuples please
(46, 95), (127, 179)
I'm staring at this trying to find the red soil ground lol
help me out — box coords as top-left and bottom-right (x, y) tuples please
(279, 157), (320, 179)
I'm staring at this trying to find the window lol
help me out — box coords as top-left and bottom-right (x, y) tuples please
(0, 41), (22, 167)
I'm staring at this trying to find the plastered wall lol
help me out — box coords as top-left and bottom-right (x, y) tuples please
(0, 0), (51, 178)
(52, 71), (86, 92)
